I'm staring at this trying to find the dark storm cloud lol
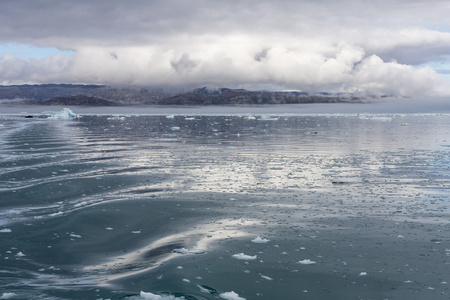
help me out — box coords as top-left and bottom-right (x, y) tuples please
(1, 0), (450, 96)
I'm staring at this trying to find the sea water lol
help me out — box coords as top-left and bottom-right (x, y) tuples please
(0, 105), (449, 299)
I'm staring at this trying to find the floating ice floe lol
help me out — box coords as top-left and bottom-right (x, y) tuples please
(173, 248), (205, 254)
(260, 275), (273, 280)
(219, 291), (246, 300)
(197, 285), (217, 294)
(251, 236), (270, 244)
(0, 293), (17, 300)
(46, 108), (78, 119)
(232, 253), (257, 260)
(359, 272), (368, 276)
(358, 115), (392, 122)
(15, 252), (25, 257)
(170, 126), (180, 131)
(138, 291), (185, 299)
(298, 259), (316, 265)
(0, 229), (12, 233)
(166, 115), (175, 119)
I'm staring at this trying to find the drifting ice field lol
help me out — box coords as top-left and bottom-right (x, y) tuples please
(0, 109), (449, 299)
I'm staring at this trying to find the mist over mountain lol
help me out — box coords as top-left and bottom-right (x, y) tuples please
(0, 84), (374, 106)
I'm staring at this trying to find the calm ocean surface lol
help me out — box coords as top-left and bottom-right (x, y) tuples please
(0, 104), (449, 299)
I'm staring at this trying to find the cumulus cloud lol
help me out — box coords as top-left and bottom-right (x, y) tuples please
(1, 0), (450, 96)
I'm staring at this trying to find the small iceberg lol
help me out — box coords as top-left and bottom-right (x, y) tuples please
(45, 108), (78, 119)
(232, 253), (257, 260)
(251, 236), (270, 244)
(219, 291), (246, 300)
(298, 259), (316, 265)
(173, 248), (205, 254)
(139, 291), (185, 299)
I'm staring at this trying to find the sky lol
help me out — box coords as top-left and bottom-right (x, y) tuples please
(1, 0), (450, 97)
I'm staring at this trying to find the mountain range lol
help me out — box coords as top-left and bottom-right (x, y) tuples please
(0, 84), (372, 106)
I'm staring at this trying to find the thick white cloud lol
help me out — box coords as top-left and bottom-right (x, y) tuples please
(1, 0), (450, 96)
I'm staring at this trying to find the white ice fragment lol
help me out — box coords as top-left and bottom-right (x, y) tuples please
(106, 227), (114, 230)
(185, 117), (195, 120)
(46, 108), (78, 119)
(197, 285), (214, 294)
(182, 278), (190, 283)
(69, 234), (82, 238)
(166, 115), (175, 119)
(219, 291), (246, 300)
(298, 259), (316, 265)
(229, 197), (237, 201)
(359, 272), (368, 276)
(0, 293), (17, 299)
(170, 126), (180, 131)
(177, 266), (183, 269)
(397, 235), (404, 238)
(244, 116), (256, 120)
(0, 229), (12, 233)
(232, 253), (257, 260)
(49, 211), (64, 217)
(173, 248), (205, 254)
(15, 252), (25, 257)
(251, 236), (270, 244)
(131, 231), (141, 234)
(139, 291), (185, 299)
(260, 275), (273, 281)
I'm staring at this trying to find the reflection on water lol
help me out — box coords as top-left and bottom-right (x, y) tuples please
(0, 112), (449, 299)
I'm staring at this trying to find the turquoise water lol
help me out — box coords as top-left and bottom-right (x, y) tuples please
(0, 110), (449, 299)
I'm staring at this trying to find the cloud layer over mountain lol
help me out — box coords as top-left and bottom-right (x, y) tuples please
(1, 0), (450, 97)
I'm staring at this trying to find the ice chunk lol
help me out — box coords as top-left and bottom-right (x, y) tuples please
(170, 126), (180, 131)
(166, 115), (175, 119)
(232, 253), (257, 260)
(359, 272), (368, 276)
(139, 291), (185, 299)
(298, 259), (316, 265)
(15, 252), (25, 257)
(173, 248), (205, 254)
(46, 108), (78, 119)
(0, 293), (17, 299)
(0, 229), (12, 233)
(219, 291), (246, 300)
(251, 236), (270, 244)
(197, 285), (217, 294)
(260, 275), (273, 280)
